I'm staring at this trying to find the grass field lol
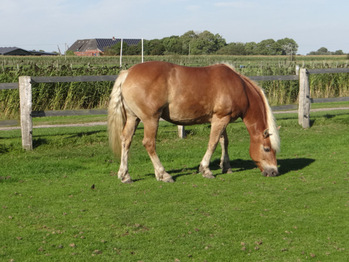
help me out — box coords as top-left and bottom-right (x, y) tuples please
(1, 110), (348, 261)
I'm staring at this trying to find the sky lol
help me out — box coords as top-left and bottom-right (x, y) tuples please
(1, 0), (348, 55)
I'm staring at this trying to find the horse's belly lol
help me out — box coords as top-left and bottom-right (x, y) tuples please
(161, 103), (212, 125)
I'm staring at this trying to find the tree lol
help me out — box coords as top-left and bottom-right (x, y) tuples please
(244, 42), (258, 55)
(125, 42), (142, 55)
(275, 38), (298, 56)
(103, 31), (300, 56)
(307, 47), (331, 55)
(307, 47), (345, 56)
(104, 42), (125, 56)
(334, 50), (344, 55)
(162, 36), (183, 54)
(145, 39), (165, 55)
(318, 47), (329, 54)
(257, 39), (277, 55)
(180, 30), (199, 55)
(217, 42), (246, 55)
(103, 41), (141, 56)
(187, 30), (226, 55)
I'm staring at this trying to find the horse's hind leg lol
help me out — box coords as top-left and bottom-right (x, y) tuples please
(142, 119), (174, 183)
(200, 116), (230, 178)
(118, 115), (140, 183)
(219, 129), (232, 174)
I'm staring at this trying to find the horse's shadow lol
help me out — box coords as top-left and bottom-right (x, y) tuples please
(278, 158), (315, 174)
(145, 157), (315, 181)
(145, 166), (198, 181)
(66, 130), (102, 138)
(210, 158), (315, 177)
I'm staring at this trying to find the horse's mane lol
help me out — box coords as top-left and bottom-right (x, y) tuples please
(222, 63), (280, 153)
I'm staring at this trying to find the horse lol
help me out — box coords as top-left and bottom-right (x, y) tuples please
(108, 61), (280, 183)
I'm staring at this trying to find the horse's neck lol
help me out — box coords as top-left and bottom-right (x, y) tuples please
(242, 85), (267, 135)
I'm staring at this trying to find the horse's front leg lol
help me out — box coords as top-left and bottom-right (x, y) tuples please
(199, 116), (230, 179)
(142, 119), (174, 183)
(219, 129), (232, 174)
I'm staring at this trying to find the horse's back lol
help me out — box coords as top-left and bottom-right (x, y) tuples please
(121, 61), (248, 124)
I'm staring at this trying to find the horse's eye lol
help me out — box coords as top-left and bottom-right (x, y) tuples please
(264, 147), (271, 152)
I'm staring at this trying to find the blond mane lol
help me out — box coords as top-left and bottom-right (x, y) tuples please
(256, 86), (280, 153)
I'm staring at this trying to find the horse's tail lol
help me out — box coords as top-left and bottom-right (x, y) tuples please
(108, 70), (129, 157)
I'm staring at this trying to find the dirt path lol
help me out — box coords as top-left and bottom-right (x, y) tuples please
(1, 107), (348, 131)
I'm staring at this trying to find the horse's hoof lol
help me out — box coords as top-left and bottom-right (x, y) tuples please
(199, 165), (215, 179)
(121, 177), (133, 184)
(222, 168), (233, 174)
(202, 173), (215, 179)
(162, 175), (175, 183)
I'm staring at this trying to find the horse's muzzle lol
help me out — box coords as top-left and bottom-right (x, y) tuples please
(262, 168), (279, 177)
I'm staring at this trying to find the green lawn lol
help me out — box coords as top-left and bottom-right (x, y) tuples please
(1, 110), (348, 261)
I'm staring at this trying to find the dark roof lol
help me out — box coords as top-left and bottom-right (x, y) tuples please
(0, 47), (32, 55)
(0, 47), (57, 56)
(68, 38), (141, 52)
(30, 50), (57, 56)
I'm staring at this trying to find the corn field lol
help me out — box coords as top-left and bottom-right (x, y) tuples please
(1, 55), (349, 120)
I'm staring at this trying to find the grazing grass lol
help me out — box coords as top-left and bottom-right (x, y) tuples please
(1, 110), (348, 261)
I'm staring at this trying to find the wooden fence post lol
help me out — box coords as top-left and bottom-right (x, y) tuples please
(298, 68), (310, 128)
(178, 125), (186, 138)
(19, 76), (33, 150)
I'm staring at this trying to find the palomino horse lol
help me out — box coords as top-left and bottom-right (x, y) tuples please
(108, 61), (280, 183)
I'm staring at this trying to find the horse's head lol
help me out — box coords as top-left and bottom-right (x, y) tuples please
(249, 128), (279, 177)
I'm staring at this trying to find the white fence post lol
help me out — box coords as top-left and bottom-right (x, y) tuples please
(141, 38), (144, 63)
(178, 125), (186, 138)
(298, 68), (310, 128)
(120, 39), (123, 68)
(19, 76), (33, 150)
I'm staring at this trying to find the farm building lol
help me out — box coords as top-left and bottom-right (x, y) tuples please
(68, 38), (141, 56)
(0, 47), (32, 56)
(0, 47), (57, 56)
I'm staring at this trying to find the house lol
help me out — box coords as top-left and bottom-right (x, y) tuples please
(0, 47), (32, 56)
(0, 47), (57, 56)
(68, 38), (141, 56)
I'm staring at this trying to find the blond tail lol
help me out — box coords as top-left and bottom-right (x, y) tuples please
(108, 70), (129, 156)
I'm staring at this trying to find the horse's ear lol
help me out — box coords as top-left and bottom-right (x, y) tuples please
(263, 129), (270, 138)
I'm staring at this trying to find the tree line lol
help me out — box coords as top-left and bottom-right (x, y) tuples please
(307, 47), (345, 55)
(104, 30), (299, 56)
